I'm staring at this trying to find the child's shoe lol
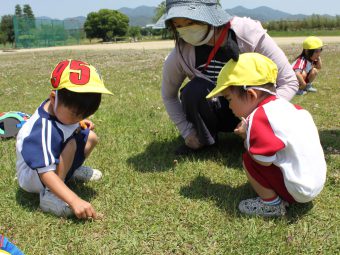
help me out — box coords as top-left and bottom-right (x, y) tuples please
(296, 89), (307, 96)
(39, 189), (73, 217)
(71, 166), (102, 182)
(306, 83), (317, 92)
(238, 197), (288, 217)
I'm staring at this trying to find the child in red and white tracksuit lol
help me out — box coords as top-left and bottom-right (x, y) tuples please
(292, 36), (323, 95)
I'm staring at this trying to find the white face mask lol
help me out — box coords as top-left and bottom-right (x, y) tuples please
(177, 24), (214, 46)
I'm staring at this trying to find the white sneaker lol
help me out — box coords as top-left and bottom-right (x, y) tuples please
(306, 83), (317, 92)
(71, 166), (102, 182)
(238, 197), (288, 217)
(40, 189), (73, 217)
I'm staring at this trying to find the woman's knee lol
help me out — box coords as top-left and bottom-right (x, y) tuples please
(181, 77), (213, 103)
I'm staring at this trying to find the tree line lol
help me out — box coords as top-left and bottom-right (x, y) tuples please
(264, 14), (340, 31)
(0, 4), (35, 46)
(1, 4), (339, 47)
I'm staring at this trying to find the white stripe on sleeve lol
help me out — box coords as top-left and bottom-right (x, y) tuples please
(46, 121), (55, 165)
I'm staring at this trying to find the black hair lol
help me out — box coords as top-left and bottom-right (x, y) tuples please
(228, 83), (276, 100)
(296, 49), (319, 61)
(57, 88), (101, 118)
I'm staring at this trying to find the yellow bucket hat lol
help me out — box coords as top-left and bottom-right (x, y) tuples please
(206, 53), (278, 99)
(50, 59), (113, 95)
(303, 36), (323, 50)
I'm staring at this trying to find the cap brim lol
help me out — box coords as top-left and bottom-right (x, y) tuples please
(66, 85), (113, 95)
(206, 85), (228, 99)
(165, 5), (232, 27)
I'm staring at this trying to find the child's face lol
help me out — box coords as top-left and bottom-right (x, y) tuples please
(310, 48), (322, 61)
(54, 103), (84, 125)
(48, 91), (84, 125)
(222, 88), (257, 118)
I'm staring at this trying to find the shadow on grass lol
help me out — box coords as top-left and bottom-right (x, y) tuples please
(15, 188), (40, 211)
(286, 202), (314, 223)
(127, 133), (244, 173)
(180, 175), (252, 216)
(16, 182), (97, 221)
(180, 175), (314, 220)
(319, 129), (340, 155)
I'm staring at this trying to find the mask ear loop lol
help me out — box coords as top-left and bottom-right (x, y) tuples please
(243, 85), (276, 96)
(54, 90), (58, 113)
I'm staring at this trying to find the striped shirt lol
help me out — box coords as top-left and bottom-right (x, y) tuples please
(195, 44), (230, 84)
(292, 55), (313, 74)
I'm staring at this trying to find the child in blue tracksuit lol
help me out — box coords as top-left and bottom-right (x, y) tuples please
(16, 59), (113, 219)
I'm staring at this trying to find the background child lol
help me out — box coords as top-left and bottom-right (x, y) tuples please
(292, 36), (323, 95)
(16, 59), (113, 219)
(207, 53), (327, 217)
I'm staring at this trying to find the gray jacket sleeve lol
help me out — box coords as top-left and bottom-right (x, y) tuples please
(232, 17), (298, 101)
(161, 48), (194, 138)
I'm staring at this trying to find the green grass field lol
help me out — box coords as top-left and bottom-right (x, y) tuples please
(0, 43), (339, 254)
(267, 30), (340, 37)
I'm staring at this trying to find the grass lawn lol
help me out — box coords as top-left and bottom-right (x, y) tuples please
(0, 43), (339, 254)
(267, 30), (340, 37)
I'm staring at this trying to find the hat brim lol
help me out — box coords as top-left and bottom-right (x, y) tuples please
(165, 5), (232, 27)
(65, 85), (113, 95)
(206, 85), (229, 99)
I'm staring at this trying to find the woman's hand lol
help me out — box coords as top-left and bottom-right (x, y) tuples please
(185, 130), (203, 149)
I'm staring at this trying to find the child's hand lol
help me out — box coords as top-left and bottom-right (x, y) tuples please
(79, 119), (95, 130)
(69, 197), (98, 220)
(234, 117), (247, 139)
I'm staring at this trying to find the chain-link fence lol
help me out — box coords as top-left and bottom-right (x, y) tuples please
(13, 16), (85, 48)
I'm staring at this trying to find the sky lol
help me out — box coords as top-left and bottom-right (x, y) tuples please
(1, 0), (339, 20)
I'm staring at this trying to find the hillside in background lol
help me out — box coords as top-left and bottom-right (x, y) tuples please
(118, 5), (155, 26)
(36, 5), (336, 28)
(120, 5), (336, 26)
(226, 6), (308, 22)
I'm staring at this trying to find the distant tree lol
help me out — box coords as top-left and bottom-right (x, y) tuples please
(0, 31), (6, 45)
(23, 4), (36, 29)
(84, 9), (129, 42)
(265, 14), (340, 32)
(0, 15), (15, 46)
(152, 1), (171, 39)
(23, 4), (35, 19)
(128, 26), (141, 41)
(14, 4), (36, 46)
(153, 1), (166, 22)
(15, 5), (22, 17)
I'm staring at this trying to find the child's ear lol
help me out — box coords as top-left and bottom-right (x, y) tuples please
(49, 91), (56, 105)
(246, 88), (258, 100)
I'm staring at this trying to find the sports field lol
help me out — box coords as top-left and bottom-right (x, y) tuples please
(0, 40), (339, 254)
